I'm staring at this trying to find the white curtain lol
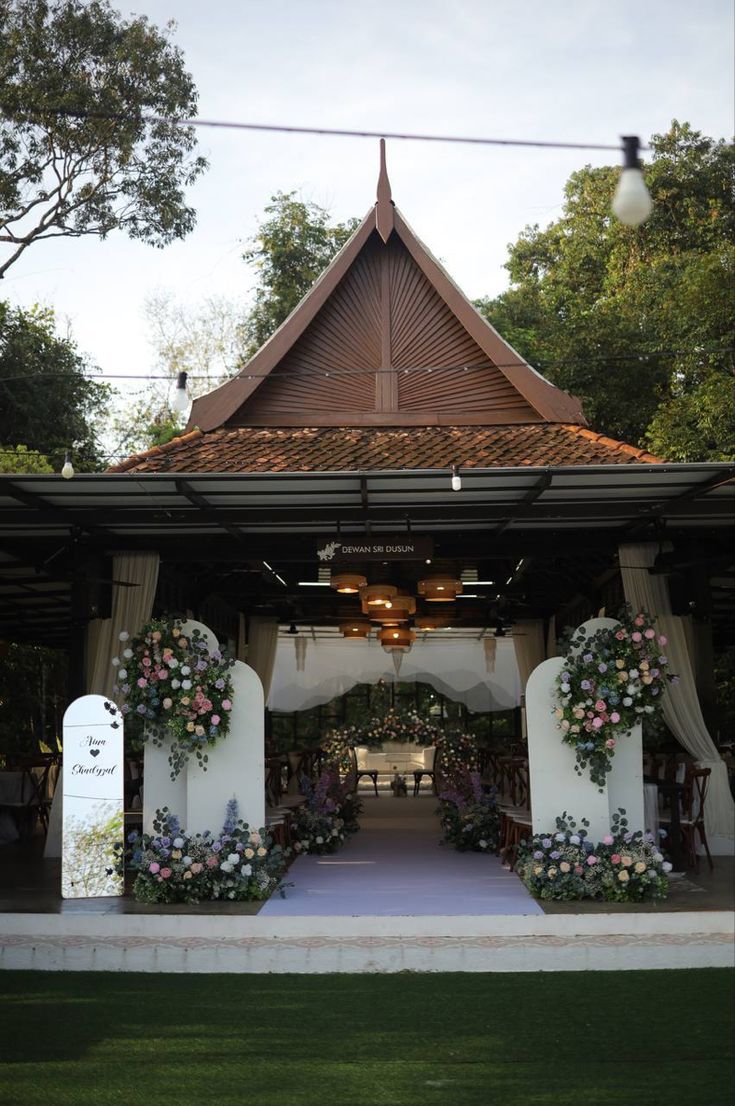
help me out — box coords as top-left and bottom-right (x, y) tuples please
(483, 637), (496, 674)
(619, 542), (735, 853)
(294, 637), (308, 672)
(237, 612), (247, 662)
(86, 553), (160, 696)
(513, 620), (546, 692)
(247, 616), (279, 702)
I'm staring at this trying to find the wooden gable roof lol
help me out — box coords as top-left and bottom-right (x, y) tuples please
(187, 144), (585, 433)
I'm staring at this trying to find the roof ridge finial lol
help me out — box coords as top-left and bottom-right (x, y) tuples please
(375, 137), (394, 243)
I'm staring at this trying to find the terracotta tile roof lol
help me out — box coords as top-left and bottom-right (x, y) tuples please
(109, 425), (662, 474)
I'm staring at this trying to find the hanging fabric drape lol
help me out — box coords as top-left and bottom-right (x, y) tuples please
(619, 542), (734, 853)
(86, 552), (160, 696)
(513, 620), (546, 692)
(294, 636), (308, 672)
(545, 616), (557, 659)
(236, 612), (247, 662)
(483, 637), (497, 674)
(247, 616), (279, 702)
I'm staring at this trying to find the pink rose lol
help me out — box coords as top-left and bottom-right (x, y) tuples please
(615, 629), (626, 639)
(149, 862), (160, 874)
(211, 715), (220, 726)
(644, 628), (655, 639)
(610, 712), (620, 723)
(574, 865), (584, 875)
(611, 854), (621, 864)
(595, 699), (606, 712)
(592, 717), (603, 729)
(206, 856), (219, 868)
(137, 677), (148, 688)
(632, 631), (642, 642)
(605, 738), (616, 748)
(634, 615), (645, 626)
(142, 656), (151, 667)
(222, 699), (232, 711)
(586, 855), (598, 866)
(602, 835), (614, 845)
(160, 867), (172, 879)
(658, 635), (667, 646)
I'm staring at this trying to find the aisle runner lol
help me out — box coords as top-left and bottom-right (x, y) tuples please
(261, 796), (543, 917)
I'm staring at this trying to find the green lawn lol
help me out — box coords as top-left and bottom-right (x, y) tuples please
(0, 970), (733, 1106)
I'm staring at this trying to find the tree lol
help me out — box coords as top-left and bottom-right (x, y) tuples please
(0, 301), (110, 470)
(241, 191), (360, 356)
(477, 122), (734, 459)
(0, 0), (207, 278)
(0, 443), (53, 473)
(107, 290), (247, 459)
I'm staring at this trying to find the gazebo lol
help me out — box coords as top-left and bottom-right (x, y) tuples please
(1, 146), (734, 851)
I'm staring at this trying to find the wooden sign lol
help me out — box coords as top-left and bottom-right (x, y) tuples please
(62, 695), (124, 899)
(316, 535), (433, 562)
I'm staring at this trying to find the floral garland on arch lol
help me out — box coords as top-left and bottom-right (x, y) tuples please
(112, 617), (235, 779)
(554, 609), (675, 789)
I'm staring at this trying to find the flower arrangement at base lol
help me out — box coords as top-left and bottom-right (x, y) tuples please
(438, 770), (499, 852)
(555, 608), (675, 789)
(112, 617), (235, 779)
(517, 810), (671, 903)
(123, 802), (288, 904)
(291, 769), (362, 855)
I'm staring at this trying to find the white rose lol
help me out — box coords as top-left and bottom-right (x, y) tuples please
(118, 669), (127, 680)
(479, 839), (488, 849)
(182, 856), (192, 866)
(653, 852), (663, 862)
(662, 861), (672, 872)
(555, 833), (565, 842)
(182, 679), (192, 690)
(181, 665), (191, 675)
(111, 657), (120, 667)
(569, 834), (580, 845)
(119, 631), (129, 642)
(171, 679), (181, 689)
(315, 836), (324, 844)
(629, 669), (639, 679)
(220, 861), (233, 873)
(123, 648), (133, 659)
(168, 658), (179, 669)
(241, 864), (252, 877)
(227, 852), (240, 865)
(173, 837), (184, 848)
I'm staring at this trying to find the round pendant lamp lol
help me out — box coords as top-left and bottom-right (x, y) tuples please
(368, 609), (406, 624)
(331, 573), (367, 594)
(365, 594), (416, 621)
(339, 621), (372, 639)
(418, 574), (463, 602)
(414, 613), (446, 632)
(360, 583), (398, 607)
(378, 626), (416, 650)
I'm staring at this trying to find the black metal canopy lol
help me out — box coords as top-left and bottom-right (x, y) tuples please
(1, 463), (733, 649)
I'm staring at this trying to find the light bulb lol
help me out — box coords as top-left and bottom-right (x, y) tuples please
(172, 370), (189, 413)
(612, 136), (653, 227)
(451, 465), (462, 492)
(61, 452), (74, 480)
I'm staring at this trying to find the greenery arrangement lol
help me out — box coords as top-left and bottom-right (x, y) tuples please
(517, 810), (671, 903)
(438, 771), (500, 853)
(555, 609), (674, 788)
(123, 803), (287, 904)
(112, 617), (235, 779)
(291, 769), (362, 856)
(434, 730), (480, 782)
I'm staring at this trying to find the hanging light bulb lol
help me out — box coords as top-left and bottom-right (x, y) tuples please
(172, 371), (189, 413)
(451, 465), (462, 492)
(612, 136), (653, 227)
(61, 451), (74, 480)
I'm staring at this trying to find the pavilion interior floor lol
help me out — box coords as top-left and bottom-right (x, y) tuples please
(1, 795), (733, 918)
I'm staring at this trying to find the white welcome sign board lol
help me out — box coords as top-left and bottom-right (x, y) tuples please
(143, 620), (265, 837)
(526, 618), (644, 842)
(62, 695), (124, 898)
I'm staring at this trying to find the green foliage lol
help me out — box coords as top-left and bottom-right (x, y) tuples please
(242, 191), (360, 355)
(0, 642), (66, 760)
(0, 0), (207, 276)
(0, 443), (53, 473)
(477, 121), (735, 458)
(0, 301), (109, 469)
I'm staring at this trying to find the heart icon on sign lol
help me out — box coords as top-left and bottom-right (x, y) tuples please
(90, 749), (100, 757)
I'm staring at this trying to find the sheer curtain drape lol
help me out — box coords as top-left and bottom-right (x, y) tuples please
(513, 620), (547, 692)
(86, 553), (160, 696)
(247, 616), (279, 702)
(619, 542), (734, 853)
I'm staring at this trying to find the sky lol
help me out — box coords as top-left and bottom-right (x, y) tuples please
(2, 0), (733, 437)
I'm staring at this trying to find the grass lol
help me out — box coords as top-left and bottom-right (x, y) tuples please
(0, 970), (733, 1106)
